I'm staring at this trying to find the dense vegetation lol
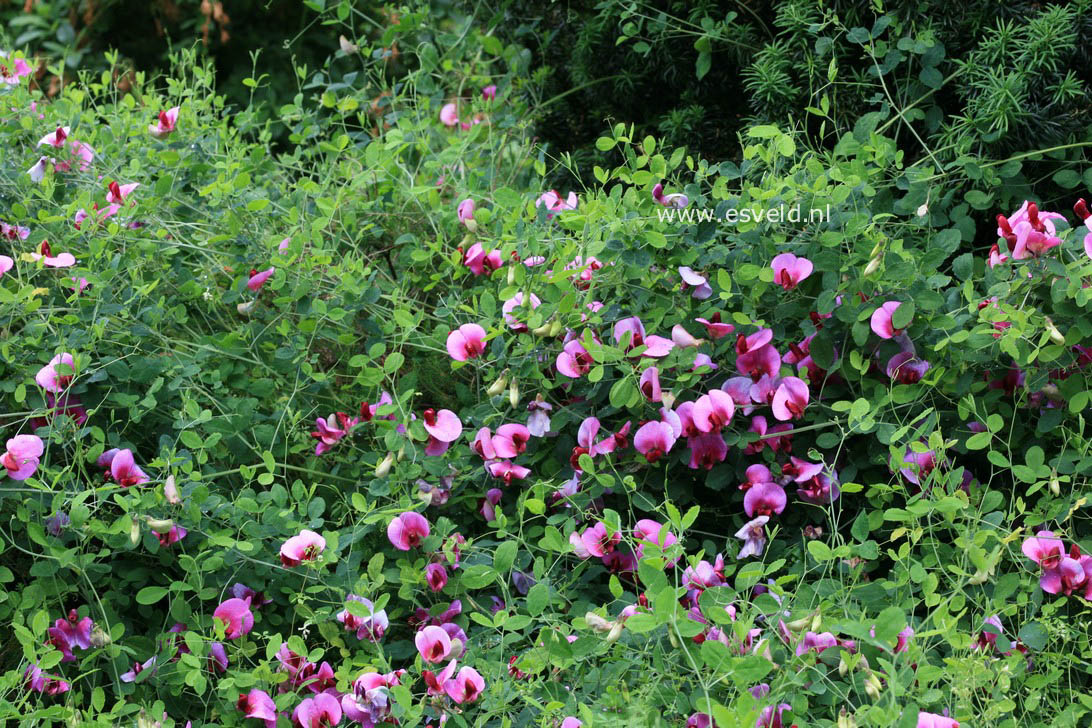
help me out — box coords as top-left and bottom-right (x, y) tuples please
(2, 2), (1092, 727)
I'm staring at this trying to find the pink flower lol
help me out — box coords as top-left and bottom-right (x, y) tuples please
(2, 435), (44, 480)
(30, 240), (75, 268)
(1011, 221), (1061, 259)
(480, 488), (503, 521)
(415, 625), (453, 663)
(771, 376), (809, 421)
(917, 712), (959, 728)
(446, 323), (487, 361)
(0, 255), (12, 277)
(639, 367), (662, 402)
(247, 267), (275, 292)
(692, 390), (735, 433)
(422, 408), (463, 456)
(687, 432), (727, 470)
(157, 525), (187, 547)
(678, 266), (711, 298)
(24, 663), (70, 695)
(462, 242), (503, 275)
(987, 243), (1009, 268)
(426, 563), (449, 592)
(311, 412), (358, 455)
(105, 448), (150, 487)
(149, 107), (180, 139)
(634, 421), (678, 463)
(770, 253), (813, 290)
(653, 183), (689, 209)
(557, 339), (594, 378)
(387, 512), (430, 550)
(502, 292), (541, 331)
(735, 516), (769, 559)
(1, 54), (32, 84)
(280, 529), (326, 566)
(443, 665), (485, 703)
(37, 126), (70, 148)
(106, 181), (139, 204)
(493, 423), (531, 458)
(120, 656), (157, 683)
(580, 522), (621, 558)
(292, 693), (342, 728)
(337, 595), (388, 641)
(486, 459), (531, 484)
(535, 190), (578, 217)
(671, 324), (702, 348)
(47, 609), (93, 661)
(870, 301), (904, 339)
(237, 689), (277, 727)
(561, 719), (583, 728)
(457, 198), (476, 225)
(736, 332), (781, 380)
(634, 519), (677, 558)
(214, 597), (254, 639)
(35, 354), (75, 393)
(757, 704), (792, 728)
(440, 103), (459, 127)
(744, 482), (787, 518)
(482, 85), (498, 100)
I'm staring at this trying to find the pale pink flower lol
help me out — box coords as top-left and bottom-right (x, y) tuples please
(457, 198), (476, 225)
(415, 624), (453, 663)
(2, 434), (44, 480)
(440, 103), (459, 127)
(280, 529), (326, 566)
(678, 266), (711, 298)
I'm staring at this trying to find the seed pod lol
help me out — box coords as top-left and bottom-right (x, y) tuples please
(1045, 317), (1065, 345)
(90, 624), (112, 648)
(605, 621), (625, 644)
(1050, 471), (1060, 496)
(531, 321), (552, 337)
(547, 319), (563, 337)
(507, 265), (516, 286)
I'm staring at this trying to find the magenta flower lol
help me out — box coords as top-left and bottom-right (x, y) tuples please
(917, 712), (959, 728)
(472, 427), (497, 460)
(502, 292), (541, 331)
(426, 563), (449, 592)
(47, 609), (93, 662)
(737, 341), (781, 381)
(695, 314), (734, 340)
(735, 516), (769, 559)
(446, 323), (487, 361)
(678, 266), (711, 298)
(684, 714), (712, 728)
(337, 595), (388, 641)
(98, 448), (149, 487)
(1021, 530), (1072, 594)
(387, 511), (430, 550)
(634, 518), (678, 558)
(247, 267), (275, 292)
(771, 376), (809, 421)
(692, 390), (735, 433)
(415, 624), (453, 663)
(535, 190), (578, 217)
(280, 529), (326, 567)
(486, 459), (531, 484)
(149, 107), (180, 139)
(29, 240), (75, 268)
(870, 301), (904, 339)
(1011, 222), (1061, 259)
(421, 408), (462, 456)
(237, 689), (277, 727)
(292, 693), (342, 728)
(440, 102), (459, 127)
(887, 352), (931, 384)
(613, 316), (675, 357)
(0, 255), (12, 277)
(634, 420), (678, 463)
(120, 656), (157, 683)
(640, 367), (662, 402)
(463, 242), (503, 275)
(106, 181), (139, 204)
(157, 525), (187, 547)
(493, 423), (531, 458)
(557, 339), (594, 378)
(342, 670), (404, 723)
(687, 432), (727, 470)
(653, 183), (689, 209)
(482, 84), (498, 100)
(757, 703), (792, 728)
(480, 488), (503, 521)
(2, 435), (44, 480)
(24, 663), (70, 695)
(770, 253), (813, 291)
(214, 597), (254, 639)
(443, 665), (485, 704)
(561, 719), (583, 728)
(795, 630), (839, 656)
(580, 522), (621, 558)
(744, 481), (787, 518)
(457, 198), (476, 225)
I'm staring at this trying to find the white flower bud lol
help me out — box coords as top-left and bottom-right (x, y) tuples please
(375, 452), (394, 478)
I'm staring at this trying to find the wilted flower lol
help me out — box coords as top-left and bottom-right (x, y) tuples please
(735, 516), (769, 559)
(653, 183), (689, 209)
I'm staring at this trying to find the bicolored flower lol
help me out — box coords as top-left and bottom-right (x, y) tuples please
(120, 656), (157, 683)
(387, 511), (430, 550)
(557, 339), (594, 378)
(634, 420), (677, 463)
(149, 107), (180, 139)
(99, 448), (150, 487)
(457, 198), (476, 225)
(280, 529), (326, 567)
(292, 693), (341, 728)
(2, 435), (43, 480)
(246, 267), (275, 292)
(887, 352), (930, 384)
(446, 323), (487, 361)
(870, 301), (904, 339)
(213, 597), (254, 639)
(653, 183), (689, 209)
(486, 459), (531, 484)
(415, 625), (453, 663)
(106, 181), (139, 204)
(771, 376), (809, 421)
(421, 408), (462, 456)
(29, 240), (75, 268)
(735, 516), (769, 559)
(535, 190), (577, 217)
(502, 292), (541, 331)
(310, 412), (358, 456)
(443, 665), (485, 704)
(440, 103), (459, 126)
(337, 595), (388, 641)
(678, 266), (710, 298)
(770, 253), (813, 290)
(917, 712), (959, 728)
(462, 242), (503, 275)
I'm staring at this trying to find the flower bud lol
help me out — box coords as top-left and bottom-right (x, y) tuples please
(864, 671), (883, 699)
(90, 624), (112, 648)
(508, 379), (519, 408)
(786, 613), (813, 632)
(339, 35), (359, 54)
(838, 656), (849, 676)
(145, 517), (174, 534)
(129, 517), (141, 546)
(863, 257), (881, 277)
(660, 391), (676, 409)
(1050, 471), (1060, 496)
(548, 319), (563, 337)
(838, 709), (856, 728)
(396, 446), (405, 462)
(486, 369), (509, 396)
(464, 218), (478, 233)
(810, 613), (822, 631)
(375, 452), (394, 478)
(605, 621), (625, 644)
(507, 265), (516, 286)
(163, 474), (181, 504)
(1045, 317), (1065, 345)
(237, 300), (257, 316)
(870, 243), (883, 258)
(916, 203), (928, 217)
(584, 612), (613, 633)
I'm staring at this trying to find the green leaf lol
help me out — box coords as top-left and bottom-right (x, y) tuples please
(526, 583), (548, 616)
(891, 301), (915, 330)
(873, 606), (906, 642)
(493, 541), (518, 573)
(1018, 622), (1048, 651)
(136, 586), (169, 605)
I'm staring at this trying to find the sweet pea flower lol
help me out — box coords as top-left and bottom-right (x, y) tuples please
(47, 609), (93, 662)
(671, 324), (702, 348)
(440, 103), (459, 127)
(493, 423), (531, 458)
(443, 665), (485, 704)
(1, 53), (32, 84)
(387, 511), (430, 550)
(634, 518), (678, 558)
(457, 198), (476, 225)
(987, 243), (1009, 268)
(887, 351), (931, 384)
(1021, 530), (1073, 594)
(1011, 222), (1061, 259)
(214, 597), (254, 639)
(653, 183), (689, 209)
(446, 323), (487, 361)
(557, 339), (594, 378)
(27, 156), (50, 183)
(38, 126), (70, 148)
(426, 563), (449, 592)
(247, 267), (275, 292)
(237, 689), (277, 727)
(149, 107), (180, 139)
(614, 316), (674, 357)
(870, 301), (904, 339)
(486, 459), (531, 484)
(502, 292), (541, 331)
(737, 336), (781, 380)
(771, 376), (809, 421)
(30, 240), (76, 268)
(678, 266), (711, 298)
(2, 435), (44, 480)
(311, 412), (358, 455)
(292, 693), (342, 728)
(692, 390), (735, 433)
(526, 396), (553, 436)
(480, 488), (503, 521)
(157, 525), (187, 547)
(120, 656), (157, 683)
(917, 712), (959, 728)
(24, 664), (70, 695)
(684, 714), (713, 728)
(0, 255), (13, 277)
(280, 529), (326, 566)
(687, 431), (727, 470)
(482, 85), (498, 100)
(640, 366), (662, 402)
(634, 420), (678, 463)
(106, 181), (139, 204)
(342, 670), (405, 724)
(462, 242), (503, 275)
(579, 522), (621, 558)
(422, 408), (463, 456)
(337, 595), (388, 641)
(535, 190), (578, 217)
(415, 625), (452, 663)
(735, 516), (769, 559)
(744, 481), (787, 518)
(104, 448), (150, 487)
(561, 719), (583, 728)
(770, 253), (813, 290)
(757, 704), (792, 728)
